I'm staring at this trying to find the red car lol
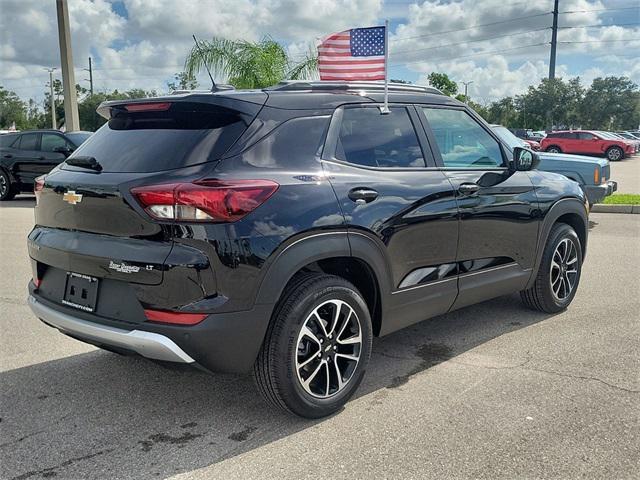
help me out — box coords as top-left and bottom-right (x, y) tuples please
(540, 130), (634, 161)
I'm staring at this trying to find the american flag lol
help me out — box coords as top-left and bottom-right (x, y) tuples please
(318, 26), (386, 81)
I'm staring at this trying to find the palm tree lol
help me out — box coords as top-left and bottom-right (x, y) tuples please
(185, 37), (318, 89)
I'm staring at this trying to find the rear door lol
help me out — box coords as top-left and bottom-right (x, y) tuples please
(9, 132), (42, 184)
(322, 104), (459, 334)
(418, 105), (539, 310)
(576, 132), (597, 154)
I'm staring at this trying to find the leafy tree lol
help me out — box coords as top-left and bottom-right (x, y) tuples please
(427, 72), (458, 96)
(579, 77), (640, 130)
(168, 71), (199, 91)
(0, 86), (28, 129)
(185, 37), (317, 89)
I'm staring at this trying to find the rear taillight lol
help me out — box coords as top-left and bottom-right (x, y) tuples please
(144, 309), (207, 325)
(34, 176), (45, 205)
(131, 180), (279, 222)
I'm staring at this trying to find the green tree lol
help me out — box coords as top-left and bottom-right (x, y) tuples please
(168, 71), (199, 91)
(0, 86), (28, 129)
(184, 37), (317, 89)
(427, 72), (458, 96)
(516, 77), (583, 130)
(579, 77), (640, 130)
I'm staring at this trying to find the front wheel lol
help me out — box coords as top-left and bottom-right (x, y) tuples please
(0, 170), (16, 201)
(546, 146), (562, 153)
(606, 146), (623, 161)
(521, 223), (583, 313)
(254, 273), (372, 418)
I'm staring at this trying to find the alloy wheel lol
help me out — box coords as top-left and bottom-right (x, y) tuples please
(550, 238), (579, 301)
(608, 148), (621, 161)
(295, 299), (362, 399)
(0, 174), (7, 197)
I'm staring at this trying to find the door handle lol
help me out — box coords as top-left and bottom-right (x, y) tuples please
(3, 154), (12, 159)
(348, 187), (379, 204)
(38, 156), (46, 160)
(458, 183), (480, 196)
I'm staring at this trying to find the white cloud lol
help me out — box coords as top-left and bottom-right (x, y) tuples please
(0, 0), (637, 106)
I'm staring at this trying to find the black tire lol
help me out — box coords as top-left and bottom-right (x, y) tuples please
(254, 273), (373, 418)
(0, 170), (16, 201)
(605, 146), (624, 161)
(545, 145), (562, 153)
(520, 223), (583, 313)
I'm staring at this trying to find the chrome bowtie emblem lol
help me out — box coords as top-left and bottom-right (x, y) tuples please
(62, 190), (83, 205)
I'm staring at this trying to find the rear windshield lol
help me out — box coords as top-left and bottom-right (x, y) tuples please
(67, 102), (255, 172)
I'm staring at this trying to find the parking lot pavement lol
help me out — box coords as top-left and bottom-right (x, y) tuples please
(1, 198), (638, 480)
(609, 154), (640, 193)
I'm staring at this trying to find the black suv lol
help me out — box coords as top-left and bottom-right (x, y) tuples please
(0, 129), (92, 200)
(27, 82), (588, 418)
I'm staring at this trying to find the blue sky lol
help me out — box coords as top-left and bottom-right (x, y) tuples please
(0, 0), (638, 105)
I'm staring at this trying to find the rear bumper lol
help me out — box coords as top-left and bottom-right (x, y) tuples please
(28, 289), (274, 373)
(584, 181), (617, 205)
(29, 295), (195, 363)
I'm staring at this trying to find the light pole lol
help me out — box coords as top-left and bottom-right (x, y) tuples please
(55, 0), (80, 131)
(45, 68), (57, 129)
(461, 81), (474, 103)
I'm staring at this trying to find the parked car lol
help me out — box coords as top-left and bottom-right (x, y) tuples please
(599, 131), (640, 153)
(511, 128), (544, 143)
(492, 125), (617, 206)
(540, 130), (634, 161)
(27, 82), (589, 418)
(0, 129), (92, 200)
(617, 132), (640, 141)
(523, 138), (541, 150)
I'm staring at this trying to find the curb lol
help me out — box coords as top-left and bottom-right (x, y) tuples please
(591, 204), (640, 214)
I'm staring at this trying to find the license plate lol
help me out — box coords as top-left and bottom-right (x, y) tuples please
(62, 272), (99, 312)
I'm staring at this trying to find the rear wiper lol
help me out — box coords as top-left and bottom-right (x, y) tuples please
(65, 156), (103, 172)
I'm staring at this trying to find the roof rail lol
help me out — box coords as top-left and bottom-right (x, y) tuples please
(265, 80), (443, 95)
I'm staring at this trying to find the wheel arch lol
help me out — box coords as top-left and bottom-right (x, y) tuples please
(255, 230), (391, 337)
(526, 198), (588, 289)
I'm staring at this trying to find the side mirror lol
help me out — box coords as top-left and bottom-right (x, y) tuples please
(512, 146), (539, 171)
(53, 146), (73, 157)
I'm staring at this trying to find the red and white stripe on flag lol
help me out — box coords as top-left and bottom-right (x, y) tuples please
(317, 28), (386, 81)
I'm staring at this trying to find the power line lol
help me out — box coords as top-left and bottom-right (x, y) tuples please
(558, 22), (640, 29)
(391, 12), (552, 43)
(559, 6), (640, 14)
(390, 42), (549, 67)
(558, 37), (640, 43)
(393, 27), (549, 56)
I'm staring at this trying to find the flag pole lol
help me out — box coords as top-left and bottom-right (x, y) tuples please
(381, 19), (390, 114)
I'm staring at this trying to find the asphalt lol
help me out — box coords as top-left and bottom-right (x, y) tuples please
(1, 198), (639, 480)
(609, 154), (640, 193)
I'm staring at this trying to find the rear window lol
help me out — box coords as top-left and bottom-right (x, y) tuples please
(68, 102), (256, 172)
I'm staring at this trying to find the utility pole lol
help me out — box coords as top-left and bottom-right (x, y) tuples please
(84, 56), (93, 95)
(461, 81), (474, 103)
(45, 68), (57, 129)
(549, 0), (559, 79)
(55, 0), (80, 131)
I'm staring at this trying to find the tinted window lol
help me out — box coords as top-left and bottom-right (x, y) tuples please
(0, 134), (19, 147)
(69, 102), (254, 173)
(41, 133), (71, 152)
(18, 133), (39, 151)
(241, 116), (329, 169)
(422, 108), (503, 168)
(335, 107), (425, 168)
(65, 132), (92, 147)
(578, 132), (594, 140)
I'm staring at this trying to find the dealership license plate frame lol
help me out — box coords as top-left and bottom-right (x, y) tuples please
(62, 272), (99, 312)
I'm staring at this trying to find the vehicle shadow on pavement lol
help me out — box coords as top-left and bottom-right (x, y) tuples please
(0, 293), (554, 479)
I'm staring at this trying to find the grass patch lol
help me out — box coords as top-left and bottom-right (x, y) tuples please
(601, 194), (640, 205)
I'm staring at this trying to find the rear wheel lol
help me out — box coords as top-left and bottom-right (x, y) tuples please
(545, 145), (562, 153)
(0, 170), (16, 201)
(606, 146), (623, 161)
(254, 273), (372, 418)
(520, 223), (582, 313)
